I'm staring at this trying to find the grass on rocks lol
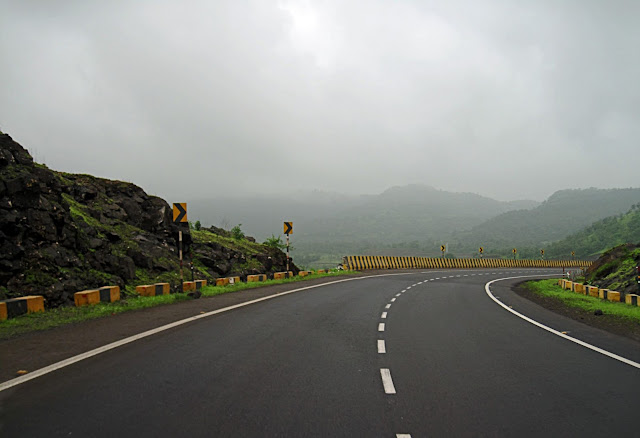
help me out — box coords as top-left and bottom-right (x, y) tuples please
(525, 279), (640, 323)
(0, 270), (356, 340)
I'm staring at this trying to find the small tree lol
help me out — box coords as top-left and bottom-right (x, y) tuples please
(231, 224), (245, 240)
(194, 220), (201, 231)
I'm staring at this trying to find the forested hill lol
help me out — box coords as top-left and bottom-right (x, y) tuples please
(452, 188), (640, 253)
(544, 204), (640, 259)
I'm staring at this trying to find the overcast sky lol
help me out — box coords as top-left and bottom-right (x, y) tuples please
(1, 0), (639, 202)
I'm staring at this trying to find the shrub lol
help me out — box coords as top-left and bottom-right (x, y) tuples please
(231, 224), (245, 240)
(264, 234), (286, 250)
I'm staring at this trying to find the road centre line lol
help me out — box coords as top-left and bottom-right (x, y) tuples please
(381, 312), (388, 319)
(391, 298), (396, 302)
(396, 293), (402, 296)
(485, 275), (640, 370)
(378, 323), (386, 332)
(385, 304), (391, 309)
(378, 340), (386, 354)
(380, 368), (397, 394)
(396, 435), (412, 438)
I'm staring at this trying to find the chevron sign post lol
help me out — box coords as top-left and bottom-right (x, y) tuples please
(284, 222), (293, 272)
(173, 203), (187, 282)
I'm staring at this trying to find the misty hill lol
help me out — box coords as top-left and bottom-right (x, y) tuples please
(0, 133), (293, 306)
(189, 184), (539, 266)
(298, 185), (539, 243)
(542, 204), (640, 259)
(451, 188), (640, 255)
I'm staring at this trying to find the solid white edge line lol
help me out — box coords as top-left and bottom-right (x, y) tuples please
(380, 368), (397, 394)
(378, 323), (386, 332)
(378, 340), (386, 354)
(485, 275), (640, 370)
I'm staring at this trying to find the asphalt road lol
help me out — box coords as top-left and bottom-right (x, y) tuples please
(1, 268), (639, 437)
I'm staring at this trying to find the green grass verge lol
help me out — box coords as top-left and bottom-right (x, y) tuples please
(525, 279), (640, 322)
(0, 270), (358, 340)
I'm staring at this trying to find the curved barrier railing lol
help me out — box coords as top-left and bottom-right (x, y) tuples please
(342, 255), (591, 270)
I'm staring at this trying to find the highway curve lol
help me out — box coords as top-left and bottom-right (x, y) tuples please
(1, 268), (639, 437)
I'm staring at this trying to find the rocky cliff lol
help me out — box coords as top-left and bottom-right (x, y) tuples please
(0, 133), (296, 307)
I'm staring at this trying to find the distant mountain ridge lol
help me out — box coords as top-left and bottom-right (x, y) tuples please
(451, 188), (640, 254)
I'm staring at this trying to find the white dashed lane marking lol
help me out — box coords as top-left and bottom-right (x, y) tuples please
(381, 312), (388, 319)
(385, 304), (391, 309)
(380, 368), (397, 394)
(391, 298), (396, 302)
(378, 340), (386, 354)
(378, 323), (385, 332)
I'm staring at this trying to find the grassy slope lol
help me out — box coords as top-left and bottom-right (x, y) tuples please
(526, 279), (640, 322)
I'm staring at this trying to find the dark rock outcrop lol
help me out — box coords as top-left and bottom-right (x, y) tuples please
(0, 133), (296, 306)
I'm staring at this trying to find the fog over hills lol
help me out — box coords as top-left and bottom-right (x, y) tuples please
(188, 184), (541, 266)
(188, 185), (640, 267)
(189, 184), (539, 241)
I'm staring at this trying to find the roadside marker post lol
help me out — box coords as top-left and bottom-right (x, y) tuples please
(479, 247), (484, 258)
(441, 245), (446, 258)
(512, 248), (517, 260)
(284, 222), (293, 272)
(173, 203), (188, 283)
(540, 249), (545, 260)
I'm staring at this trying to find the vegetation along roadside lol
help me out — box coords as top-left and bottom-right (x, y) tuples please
(0, 270), (356, 341)
(516, 279), (640, 343)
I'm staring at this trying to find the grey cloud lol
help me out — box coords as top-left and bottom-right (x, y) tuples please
(1, 0), (638, 202)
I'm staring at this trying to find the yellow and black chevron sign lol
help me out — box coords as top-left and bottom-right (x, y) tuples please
(172, 203), (187, 223)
